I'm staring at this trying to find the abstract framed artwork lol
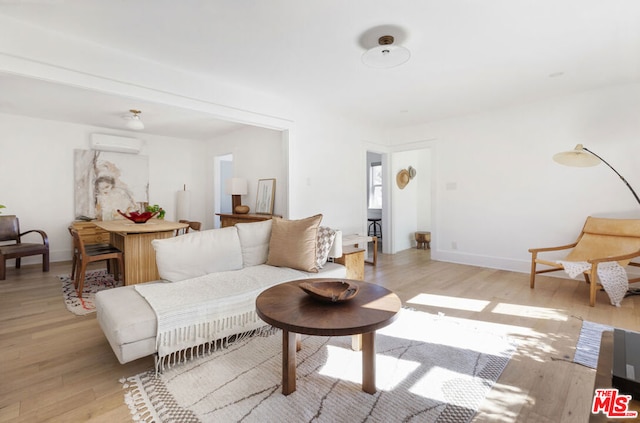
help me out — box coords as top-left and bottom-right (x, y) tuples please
(255, 178), (276, 215)
(74, 149), (149, 220)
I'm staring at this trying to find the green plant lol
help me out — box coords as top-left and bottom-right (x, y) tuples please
(0, 204), (5, 214)
(145, 204), (165, 219)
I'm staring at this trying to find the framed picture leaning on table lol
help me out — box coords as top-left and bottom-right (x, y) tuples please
(255, 178), (275, 215)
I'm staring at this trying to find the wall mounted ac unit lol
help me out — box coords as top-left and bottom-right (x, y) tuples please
(90, 133), (142, 154)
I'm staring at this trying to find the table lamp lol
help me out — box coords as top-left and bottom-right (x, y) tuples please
(553, 144), (640, 206)
(225, 178), (249, 214)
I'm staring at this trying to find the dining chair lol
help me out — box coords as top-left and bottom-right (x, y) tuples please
(176, 220), (202, 236)
(70, 227), (124, 297)
(67, 225), (112, 281)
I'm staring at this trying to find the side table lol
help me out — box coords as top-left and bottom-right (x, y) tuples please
(334, 246), (365, 280)
(415, 231), (431, 249)
(342, 234), (378, 266)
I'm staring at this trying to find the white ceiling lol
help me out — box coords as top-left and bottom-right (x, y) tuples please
(0, 73), (248, 139)
(1, 0), (639, 140)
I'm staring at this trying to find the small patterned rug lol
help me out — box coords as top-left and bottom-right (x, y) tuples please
(574, 320), (613, 368)
(122, 308), (516, 423)
(58, 269), (123, 316)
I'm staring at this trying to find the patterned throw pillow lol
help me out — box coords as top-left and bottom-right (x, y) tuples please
(316, 226), (336, 269)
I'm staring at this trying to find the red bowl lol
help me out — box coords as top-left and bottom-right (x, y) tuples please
(117, 210), (158, 223)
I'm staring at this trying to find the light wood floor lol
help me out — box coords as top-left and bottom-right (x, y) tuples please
(2, 249), (639, 422)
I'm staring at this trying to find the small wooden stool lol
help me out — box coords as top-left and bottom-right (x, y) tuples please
(415, 231), (431, 249)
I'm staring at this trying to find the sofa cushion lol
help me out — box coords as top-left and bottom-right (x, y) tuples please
(236, 220), (272, 267)
(266, 214), (322, 273)
(152, 227), (243, 282)
(96, 285), (157, 345)
(316, 226), (336, 268)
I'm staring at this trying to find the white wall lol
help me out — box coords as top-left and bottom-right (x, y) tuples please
(382, 147), (432, 253)
(391, 151), (419, 252)
(286, 111), (386, 234)
(389, 83), (640, 272)
(416, 148), (432, 233)
(0, 113), (208, 263)
(219, 158), (233, 216)
(207, 125), (287, 228)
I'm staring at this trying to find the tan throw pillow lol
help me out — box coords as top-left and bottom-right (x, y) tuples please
(266, 214), (323, 273)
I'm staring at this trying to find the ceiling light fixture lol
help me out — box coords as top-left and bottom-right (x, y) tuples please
(362, 35), (410, 69)
(124, 109), (144, 130)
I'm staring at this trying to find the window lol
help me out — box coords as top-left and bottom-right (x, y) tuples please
(368, 161), (382, 209)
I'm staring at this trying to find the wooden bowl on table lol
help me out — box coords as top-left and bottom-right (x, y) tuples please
(299, 279), (360, 303)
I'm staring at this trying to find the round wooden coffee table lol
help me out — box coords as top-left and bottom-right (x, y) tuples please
(255, 279), (401, 395)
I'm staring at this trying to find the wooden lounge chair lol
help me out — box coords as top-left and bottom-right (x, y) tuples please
(529, 216), (640, 306)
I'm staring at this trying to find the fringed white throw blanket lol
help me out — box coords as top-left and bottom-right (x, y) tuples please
(557, 260), (629, 306)
(134, 264), (309, 371)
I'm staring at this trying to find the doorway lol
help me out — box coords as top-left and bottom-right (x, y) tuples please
(214, 153), (233, 228)
(388, 145), (433, 253)
(366, 151), (386, 258)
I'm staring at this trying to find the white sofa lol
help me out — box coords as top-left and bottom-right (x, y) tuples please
(95, 217), (345, 367)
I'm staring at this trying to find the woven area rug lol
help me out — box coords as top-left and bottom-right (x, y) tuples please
(122, 308), (516, 423)
(574, 320), (613, 369)
(58, 269), (122, 316)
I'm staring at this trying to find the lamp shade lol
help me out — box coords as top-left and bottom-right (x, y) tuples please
(225, 178), (248, 195)
(176, 189), (191, 221)
(125, 116), (144, 130)
(124, 109), (144, 130)
(553, 143), (640, 207)
(553, 144), (600, 167)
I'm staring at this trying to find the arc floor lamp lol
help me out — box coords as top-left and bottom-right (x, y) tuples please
(553, 144), (640, 206)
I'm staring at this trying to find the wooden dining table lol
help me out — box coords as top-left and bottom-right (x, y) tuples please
(94, 219), (188, 285)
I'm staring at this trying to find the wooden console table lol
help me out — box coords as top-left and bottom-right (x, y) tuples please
(94, 219), (188, 285)
(216, 213), (279, 228)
